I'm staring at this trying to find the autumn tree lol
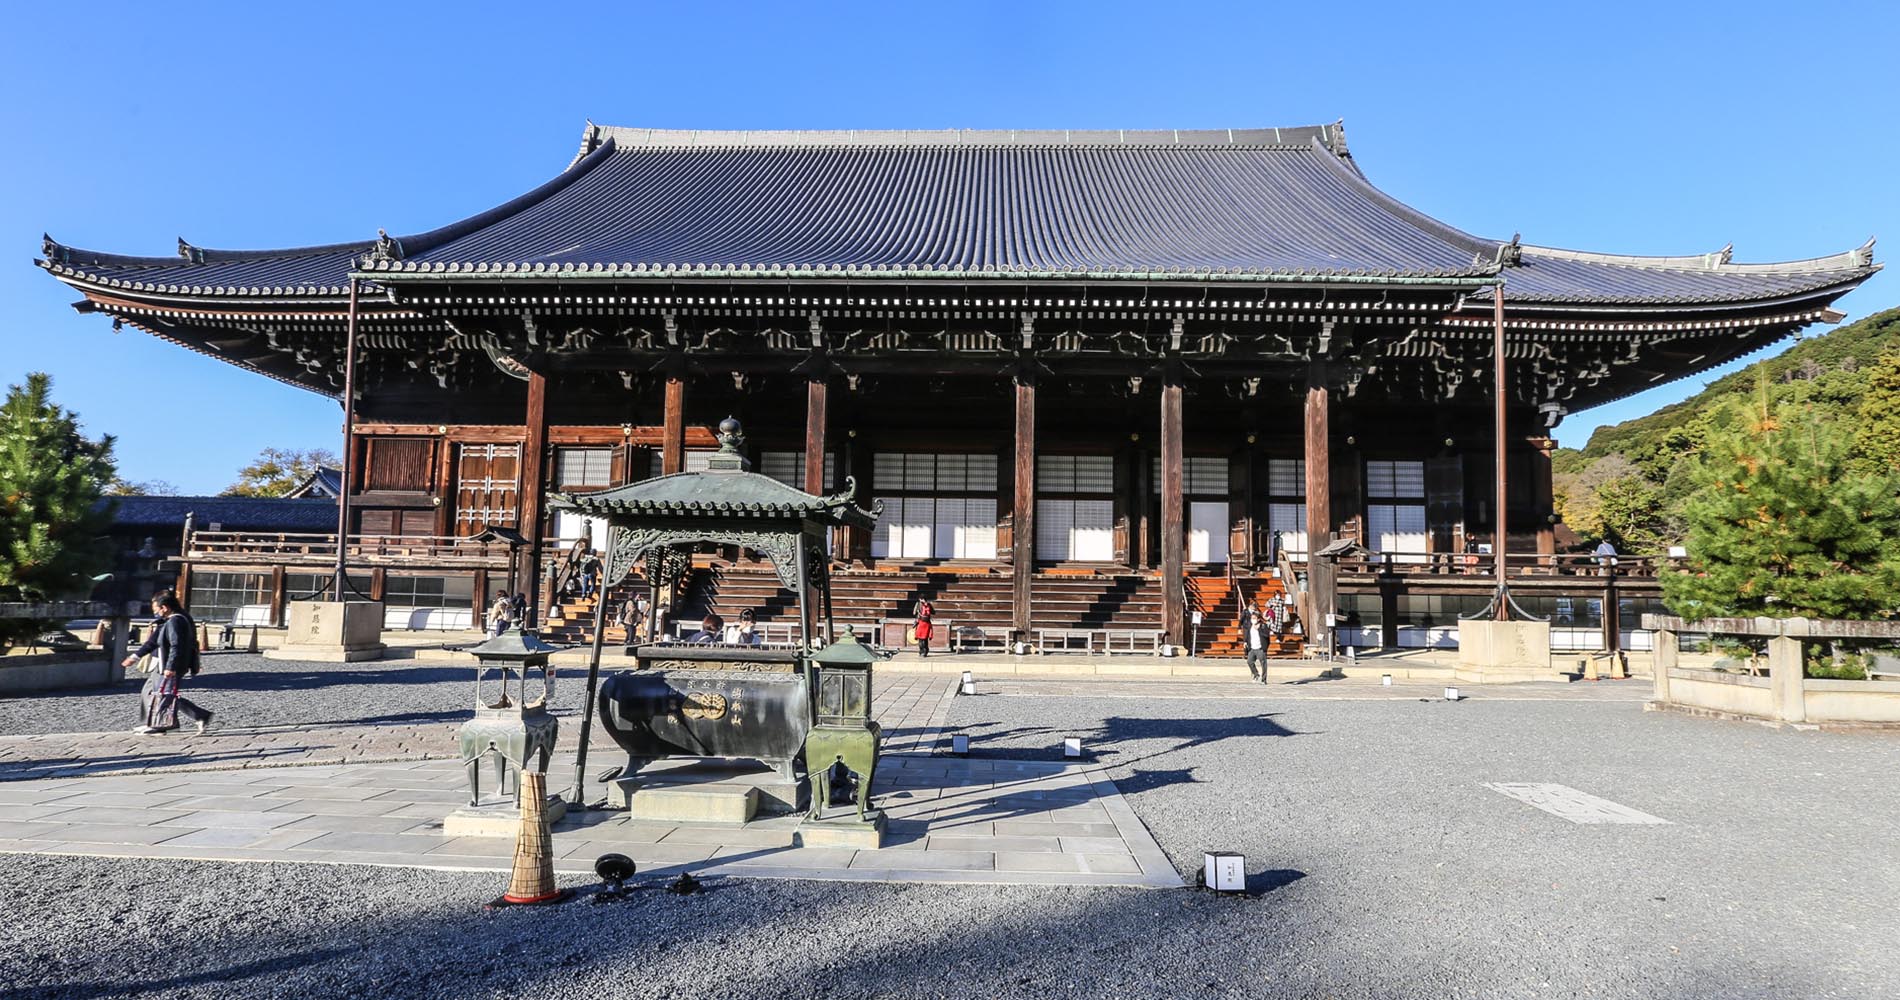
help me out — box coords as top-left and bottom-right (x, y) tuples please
(222, 447), (339, 498)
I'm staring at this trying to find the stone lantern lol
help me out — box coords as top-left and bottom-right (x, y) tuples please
(447, 628), (566, 836)
(801, 629), (883, 840)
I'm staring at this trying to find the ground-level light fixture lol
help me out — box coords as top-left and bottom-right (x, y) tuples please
(950, 734), (970, 756)
(1063, 737), (1082, 759)
(1381, 673), (1392, 686)
(1202, 851), (1246, 893)
(960, 670), (976, 696)
(1444, 686), (1462, 701)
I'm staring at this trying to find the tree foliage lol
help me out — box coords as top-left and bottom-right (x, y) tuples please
(1661, 379), (1900, 621)
(222, 447), (338, 498)
(0, 373), (118, 643)
(106, 476), (179, 496)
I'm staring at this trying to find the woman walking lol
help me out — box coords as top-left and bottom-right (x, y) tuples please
(912, 597), (934, 658)
(121, 592), (212, 735)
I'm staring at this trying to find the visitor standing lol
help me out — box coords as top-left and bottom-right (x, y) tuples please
(121, 592), (213, 734)
(1241, 599), (1270, 683)
(1266, 591), (1288, 639)
(912, 597), (934, 658)
(488, 593), (513, 637)
(617, 593), (646, 643)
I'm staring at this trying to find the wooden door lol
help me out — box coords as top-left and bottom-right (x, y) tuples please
(454, 443), (521, 535)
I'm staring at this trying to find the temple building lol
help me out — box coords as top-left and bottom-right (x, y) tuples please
(37, 123), (1879, 655)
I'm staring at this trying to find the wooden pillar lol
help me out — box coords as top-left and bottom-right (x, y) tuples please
(269, 565), (287, 627)
(804, 379), (828, 493)
(1160, 379), (1186, 647)
(1304, 365), (1334, 650)
(1531, 437), (1556, 556)
(369, 567), (387, 602)
(471, 568), (489, 622)
(1132, 443), (1151, 568)
(1012, 378), (1036, 639)
(662, 377), (686, 475)
(520, 371), (549, 627)
(174, 562), (193, 609)
(1231, 447), (1254, 568)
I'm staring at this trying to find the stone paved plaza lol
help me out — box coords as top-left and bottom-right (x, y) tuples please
(2, 655), (1898, 998)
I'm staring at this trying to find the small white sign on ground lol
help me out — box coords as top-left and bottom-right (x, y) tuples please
(1485, 783), (1670, 825)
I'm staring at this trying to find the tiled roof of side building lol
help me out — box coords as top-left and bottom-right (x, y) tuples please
(103, 495), (338, 533)
(36, 122), (1877, 305)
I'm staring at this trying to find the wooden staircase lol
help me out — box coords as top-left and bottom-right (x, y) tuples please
(1187, 571), (1304, 659)
(682, 564), (1164, 637)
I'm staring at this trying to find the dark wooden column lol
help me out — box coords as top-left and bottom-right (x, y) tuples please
(1160, 379), (1186, 647)
(1531, 437), (1556, 556)
(662, 377), (686, 475)
(1011, 378), (1036, 639)
(268, 565), (287, 627)
(804, 379), (828, 493)
(369, 567), (387, 602)
(1131, 441), (1151, 568)
(519, 371), (549, 626)
(1304, 364), (1335, 650)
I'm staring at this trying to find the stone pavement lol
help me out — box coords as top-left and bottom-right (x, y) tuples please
(0, 752), (1178, 888)
(0, 673), (1181, 887)
(0, 672), (961, 782)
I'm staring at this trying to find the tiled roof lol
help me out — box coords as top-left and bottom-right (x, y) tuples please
(1490, 241), (1878, 306)
(104, 495), (337, 533)
(35, 122), (1878, 306)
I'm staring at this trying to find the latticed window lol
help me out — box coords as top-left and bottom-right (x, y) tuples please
(1366, 460), (1427, 561)
(648, 450), (715, 477)
(760, 450), (839, 492)
(1149, 455), (1227, 494)
(871, 452), (999, 560)
(555, 447), (613, 489)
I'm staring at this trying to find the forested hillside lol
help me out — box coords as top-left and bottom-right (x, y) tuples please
(1552, 306), (1900, 552)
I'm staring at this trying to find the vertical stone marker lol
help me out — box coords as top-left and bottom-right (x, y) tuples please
(264, 600), (386, 662)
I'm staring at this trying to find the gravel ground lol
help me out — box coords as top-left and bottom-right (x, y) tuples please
(2, 684), (1896, 998)
(941, 687), (1900, 999)
(0, 652), (585, 736)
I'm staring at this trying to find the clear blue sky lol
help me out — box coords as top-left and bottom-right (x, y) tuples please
(4, 1), (1894, 494)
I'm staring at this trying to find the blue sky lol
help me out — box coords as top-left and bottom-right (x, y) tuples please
(4, 1), (1894, 494)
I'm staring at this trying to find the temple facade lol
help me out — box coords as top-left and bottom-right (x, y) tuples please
(38, 123), (1878, 655)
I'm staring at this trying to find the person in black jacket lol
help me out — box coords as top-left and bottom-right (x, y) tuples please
(121, 592), (213, 734)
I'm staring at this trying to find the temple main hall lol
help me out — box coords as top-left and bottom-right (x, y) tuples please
(37, 123), (1878, 656)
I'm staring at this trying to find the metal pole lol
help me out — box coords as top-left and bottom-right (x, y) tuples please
(1492, 282), (1510, 620)
(796, 542), (812, 649)
(567, 540), (617, 807)
(333, 277), (362, 600)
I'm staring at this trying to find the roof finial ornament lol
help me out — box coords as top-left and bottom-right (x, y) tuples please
(364, 228), (404, 266)
(1853, 237), (1877, 268)
(176, 237), (204, 264)
(717, 416), (745, 454)
(1493, 233), (1523, 269)
(40, 233), (68, 264)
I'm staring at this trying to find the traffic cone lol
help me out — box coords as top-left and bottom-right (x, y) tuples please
(246, 626), (259, 653)
(496, 770), (566, 906)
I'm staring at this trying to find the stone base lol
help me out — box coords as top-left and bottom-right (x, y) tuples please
(608, 759), (801, 824)
(266, 601), (386, 663)
(0, 654), (118, 694)
(1455, 619), (1557, 683)
(442, 794), (568, 838)
(796, 810), (885, 849)
(263, 644), (386, 663)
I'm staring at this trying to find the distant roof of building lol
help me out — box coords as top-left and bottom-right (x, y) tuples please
(104, 495), (337, 534)
(38, 120), (1876, 304)
(285, 466), (342, 499)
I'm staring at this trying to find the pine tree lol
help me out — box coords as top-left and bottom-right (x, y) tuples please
(1662, 376), (1900, 621)
(0, 373), (118, 644)
(1851, 350), (1900, 476)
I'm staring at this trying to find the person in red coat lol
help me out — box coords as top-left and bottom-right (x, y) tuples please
(912, 598), (934, 658)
